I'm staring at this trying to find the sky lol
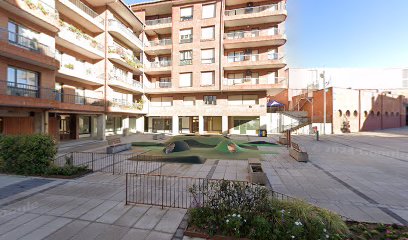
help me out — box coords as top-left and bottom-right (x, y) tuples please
(126, 0), (408, 68)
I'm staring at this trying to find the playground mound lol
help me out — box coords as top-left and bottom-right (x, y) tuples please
(163, 140), (191, 154)
(214, 139), (245, 153)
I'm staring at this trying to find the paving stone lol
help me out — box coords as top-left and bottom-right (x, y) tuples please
(133, 207), (168, 230)
(145, 231), (173, 240)
(44, 220), (91, 240)
(154, 208), (186, 233)
(0, 215), (55, 240)
(119, 228), (150, 240)
(79, 200), (119, 221)
(19, 217), (72, 240)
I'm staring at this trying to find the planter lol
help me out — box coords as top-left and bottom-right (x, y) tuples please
(248, 160), (268, 185)
(106, 143), (132, 154)
(289, 147), (308, 162)
(278, 136), (288, 145)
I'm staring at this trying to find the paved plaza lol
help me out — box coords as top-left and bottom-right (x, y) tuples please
(0, 128), (407, 239)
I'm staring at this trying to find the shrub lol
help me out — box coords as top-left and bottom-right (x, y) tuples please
(0, 134), (57, 175)
(188, 180), (350, 240)
(45, 165), (88, 176)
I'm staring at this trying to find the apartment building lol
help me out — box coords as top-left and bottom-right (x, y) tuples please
(0, 0), (145, 141)
(132, 0), (288, 135)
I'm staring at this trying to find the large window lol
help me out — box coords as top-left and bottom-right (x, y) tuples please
(180, 29), (193, 43)
(7, 66), (39, 98)
(183, 96), (195, 106)
(201, 71), (215, 86)
(180, 50), (193, 65)
(79, 116), (91, 134)
(228, 95), (258, 105)
(75, 87), (85, 105)
(201, 26), (215, 40)
(180, 7), (193, 21)
(227, 51), (244, 62)
(204, 95), (216, 105)
(106, 116), (122, 132)
(8, 21), (39, 51)
(180, 72), (192, 87)
(201, 49), (215, 64)
(151, 97), (173, 107)
(202, 4), (216, 19)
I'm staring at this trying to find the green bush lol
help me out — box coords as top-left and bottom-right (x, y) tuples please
(188, 180), (350, 240)
(0, 134), (57, 175)
(45, 165), (88, 176)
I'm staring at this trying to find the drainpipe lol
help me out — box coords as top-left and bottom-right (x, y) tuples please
(219, 0), (224, 92)
(358, 89), (361, 131)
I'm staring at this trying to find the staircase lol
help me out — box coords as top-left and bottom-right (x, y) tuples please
(277, 111), (310, 133)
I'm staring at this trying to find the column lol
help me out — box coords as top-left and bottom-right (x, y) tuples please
(136, 116), (145, 133)
(260, 115), (268, 130)
(91, 116), (98, 138)
(172, 115), (179, 135)
(123, 117), (130, 136)
(222, 116), (229, 135)
(198, 115), (204, 134)
(97, 114), (106, 140)
(43, 111), (49, 134)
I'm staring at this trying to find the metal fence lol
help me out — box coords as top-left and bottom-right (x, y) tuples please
(125, 173), (295, 209)
(54, 152), (163, 175)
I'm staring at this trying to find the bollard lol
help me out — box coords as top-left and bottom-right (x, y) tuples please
(316, 130), (319, 141)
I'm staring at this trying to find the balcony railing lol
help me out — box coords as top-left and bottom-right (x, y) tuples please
(146, 17), (172, 26)
(108, 45), (143, 69)
(59, 22), (104, 52)
(225, 28), (282, 39)
(202, 58), (215, 64)
(0, 29), (55, 58)
(180, 59), (192, 66)
(225, 3), (285, 16)
(0, 80), (104, 106)
(20, 0), (59, 20)
(147, 60), (172, 68)
(180, 35), (193, 44)
(227, 52), (284, 63)
(148, 39), (172, 47)
(180, 15), (193, 21)
(68, 0), (104, 25)
(223, 77), (287, 86)
(108, 74), (143, 89)
(108, 19), (142, 47)
(110, 98), (143, 110)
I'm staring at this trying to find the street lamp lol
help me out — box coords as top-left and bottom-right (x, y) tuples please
(320, 71), (327, 135)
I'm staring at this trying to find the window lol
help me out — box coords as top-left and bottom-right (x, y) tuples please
(204, 95), (216, 105)
(79, 116), (91, 134)
(158, 77), (171, 88)
(7, 66), (39, 98)
(180, 7), (193, 21)
(8, 21), (39, 51)
(201, 71), (215, 86)
(227, 51), (244, 62)
(179, 72), (192, 87)
(201, 26), (215, 40)
(106, 116), (122, 132)
(75, 87), (85, 105)
(201, 49), (215, 64)
(268, 72), (277, 84)
(180, 29), (193, 43)
(202, 4), (216, 19)
(180, 50), (193, 65)
(151, 97), (173, 107)
(0, 117), (3, 134)
(183, 96), (195, 106)
(268, 49), (277, 60)
(228, 95), (258, 105)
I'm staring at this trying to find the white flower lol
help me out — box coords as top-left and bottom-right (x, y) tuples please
(326, 234), (329, 238)
(281, 209), (285, 213)
(323, 229), (327, 233)
(226, 219), (229, 223)
(232, 214), (236, 217)
(295, 221), (303, 226)
(237, 214), (241, 218)
(291, 236), (295, 239)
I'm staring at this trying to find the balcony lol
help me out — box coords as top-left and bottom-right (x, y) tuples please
(224, 28), (286, 49)
(224, 3), (287, 27)
(108, 45), (143, 73)
(222, 77), (287, 91)
(56, 57), (104, 86)
(0, 29), (59, 70)
(0, 0), (59, 32)
(224, 52), (286, 70)
(148, 104), (265, 117)
(108, 98), (146, 114)
(57, 0), (104, 33)
(0, 80), (104, 111)
(180, 59), (192, 66)
(144, 60), (172, 75)
(145, 17), (172, 35)
(144, 80), (173, 94)
(56, 22), (104, 60)
(108, 74), (143, 93)
(108, 19), (143, 51)
(145, 39), (172, 55)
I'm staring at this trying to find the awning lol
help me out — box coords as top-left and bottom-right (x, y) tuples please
(267, 100), (284, 107)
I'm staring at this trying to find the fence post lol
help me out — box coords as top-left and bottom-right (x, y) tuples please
(125, 173), (128, 205)
(91, 152), (94, 172)
(112, 154), (115, 175)
(161, 175), (164, 209)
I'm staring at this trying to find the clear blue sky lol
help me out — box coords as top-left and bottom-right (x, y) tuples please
(126, 0), (408, 68)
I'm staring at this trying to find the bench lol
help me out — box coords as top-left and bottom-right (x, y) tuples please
(278, 135), (288, 145)
(106, 137), (132, 154)
(152, 133), (165, 140)
(289, 142), (308, 162)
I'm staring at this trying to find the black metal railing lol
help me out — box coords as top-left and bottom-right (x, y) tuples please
(0, 29), (55, 58)
(54, 152), (164, 175)
(180, 15), (193, 21)
(180, 59), (192, 66)
(55, 93), (105, 106)
(125, 173), (296, 209)
(180, 36), (193, 44)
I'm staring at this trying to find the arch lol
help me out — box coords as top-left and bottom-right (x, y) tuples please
(364, 111), (368, 118)
(338, 110), (343, 117)
(345, 110), (351, 117)
(353, 110), (358, 117)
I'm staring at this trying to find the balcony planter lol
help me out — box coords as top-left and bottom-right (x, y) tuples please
(25, 0), (36, 9)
